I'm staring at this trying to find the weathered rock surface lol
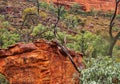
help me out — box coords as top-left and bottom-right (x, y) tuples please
(1, 0), (119, 13)
(0, 40), (83, 84)
(75, 0), (116, 11)
(49, 0), (117, 12)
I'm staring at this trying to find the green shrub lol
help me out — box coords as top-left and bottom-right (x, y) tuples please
(67, 31), (109, 57)
(39, 2), (49, 10)
(112, 26), (119, 32)
(116, 14), (120, 19)
(2, 21), (10, 28)
(0, 73), (9, 84)
(39, 1), (66, 18)
(22, 7), (37, 19)
(32, 24), (54, 40)
(39, 1), (56, 13)
(0, 28), (20, 48)
(64, 15), (86, 29)
(0, 15), (5, 21)
(69, 3), (83, 14)
(80, 56), (120, 84)
(0, 15), (20, 48)
(32, 24), (109, 57)
(32, 24), (73, 41)
(64, 15), (79, 28)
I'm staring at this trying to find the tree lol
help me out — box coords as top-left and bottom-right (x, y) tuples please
(17, 7), (39, 42)
(49, 1), (80, 73)
(108, 0), (120, 57)
(51, 0), (65, 37)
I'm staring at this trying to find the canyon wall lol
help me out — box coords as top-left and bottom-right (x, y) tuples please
(1, 0), (118, 12)
(74, 0), (115, 11)
(0, 40), (83, 84)
(48, 0), (116, 12)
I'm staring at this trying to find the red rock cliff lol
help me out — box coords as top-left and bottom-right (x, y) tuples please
(0, 40), (82, 84)
(48, 0), (116, 12)
(75, 0), (116, 11)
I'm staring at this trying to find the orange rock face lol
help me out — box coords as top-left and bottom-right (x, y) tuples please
(48, 0), (116, 12)
(0, 40), (82, 84)
(75, 0), (115, 11)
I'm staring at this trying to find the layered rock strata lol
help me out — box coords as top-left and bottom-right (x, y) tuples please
(48, 0), (117, 12)
(0, 40), (83, 84)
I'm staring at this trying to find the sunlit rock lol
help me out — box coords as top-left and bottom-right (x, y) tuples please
(0, 40), (83, 84)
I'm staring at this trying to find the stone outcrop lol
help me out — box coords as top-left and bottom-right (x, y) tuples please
(0, 40), (83, 84)
(75, 0), (116, 11)
(1, 0), (118, 12)
(48, 0), (117, 12)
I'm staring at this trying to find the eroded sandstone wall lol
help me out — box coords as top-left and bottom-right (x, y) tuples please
(0, 40), (82, 84)
(48, 0), (116, 12)
(75, 0), (115, 11)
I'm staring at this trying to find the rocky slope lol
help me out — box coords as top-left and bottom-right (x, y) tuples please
(1, 0), (117, 12)
(0, 40), (83, 84)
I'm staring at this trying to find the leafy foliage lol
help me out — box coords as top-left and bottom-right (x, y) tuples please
(0, 15), (20, 48)
(0, 1), (120, 84)
(80, 56), (120, 84)
(0, 73), (9, 84)
(22, 7), (37, 19)
(39, 1), (56, 12)
(63, 15), (81, 28)
(0, 29), (19, 48)
(32, 23), (73, 41)
(32, 23), (109, 57)
(69, 3), (83, 14)
(39, 1), (66, 17)
(67, 31), (109, 57)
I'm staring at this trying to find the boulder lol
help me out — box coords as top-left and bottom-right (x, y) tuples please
(0, 40), (83, 84)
